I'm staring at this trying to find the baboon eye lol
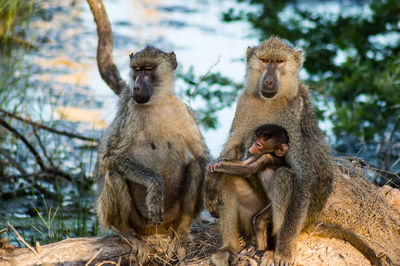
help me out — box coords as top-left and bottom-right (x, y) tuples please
(145, 66), (154, 71)
(262, 58), (270, 63)
(134, 67), (142, 71)
(276, 59), (284, 63)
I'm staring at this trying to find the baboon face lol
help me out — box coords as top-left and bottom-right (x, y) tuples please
(257, 58), (286, 98)
(246, 37), (303, 99)
(129, 46), (177, 104)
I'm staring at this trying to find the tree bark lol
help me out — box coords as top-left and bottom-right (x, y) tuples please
(86, 0), (127, 95)
(0, 236), (133, 266)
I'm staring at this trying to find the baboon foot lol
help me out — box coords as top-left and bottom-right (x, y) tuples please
(210, 248), (234, 266)
(261, 249), (295, 266)
(125, 234), (150, 264)
(166, 231), (193, 260)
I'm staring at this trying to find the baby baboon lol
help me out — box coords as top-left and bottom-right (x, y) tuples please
(207, 124), (291, 251)
(95, 46), (209, 262)
(209, 36), (334, 266)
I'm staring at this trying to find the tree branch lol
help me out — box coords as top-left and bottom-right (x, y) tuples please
(0, 108), (98, 142)
(86, 0), (128, 95)
(0, 118), (78, 184)
(0, 148), (27, 175)
(0, 117), (46, 170)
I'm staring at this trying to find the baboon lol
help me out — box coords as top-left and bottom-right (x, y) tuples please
(95, 46), (209, 262)
(208, 36), (334, 266)
(206, 124), (291, 252)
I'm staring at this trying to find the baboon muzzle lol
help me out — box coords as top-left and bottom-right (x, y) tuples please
(259, 65), (279, 98)
(133, 77), (153, 104)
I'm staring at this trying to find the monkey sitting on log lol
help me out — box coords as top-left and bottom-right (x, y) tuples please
(207, 124), (291, 252)
(95, 46), (209, 263)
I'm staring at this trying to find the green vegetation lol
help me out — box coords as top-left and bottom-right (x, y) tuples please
(0, 0), (99, 246)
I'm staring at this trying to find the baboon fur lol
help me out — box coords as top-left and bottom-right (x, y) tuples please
(95, 46), (209, 261)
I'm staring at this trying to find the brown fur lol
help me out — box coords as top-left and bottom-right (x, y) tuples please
(209, 36), (334, 266)
(95, 46), (209, 262)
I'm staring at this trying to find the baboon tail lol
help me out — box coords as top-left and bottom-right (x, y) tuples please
(311, 223), (393, 266)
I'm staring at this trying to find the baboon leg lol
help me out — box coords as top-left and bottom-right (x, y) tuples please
(166, 156), (208, 259)
(97, 171), (150, 263)
(252, 203), (272, 251)
(180, 156), (208, 230)
(273, 182), (310, 266)
(97, 170), (133, 233)
(205, 171), (221, 218)
(211, 186), (241, 266)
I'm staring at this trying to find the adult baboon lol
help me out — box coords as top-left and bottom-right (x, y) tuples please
(95, 46), (209, 262)
(208, 36), (333, 266)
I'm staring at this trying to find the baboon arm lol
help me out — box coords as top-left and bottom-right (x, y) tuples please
(112, 155), (164, 224)
(215, 154), (275, 176)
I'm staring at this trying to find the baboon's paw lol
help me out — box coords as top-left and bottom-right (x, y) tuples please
(126, 235), (150, 264)
(261, 250), (275, 266)
(211, 249), (233, 266)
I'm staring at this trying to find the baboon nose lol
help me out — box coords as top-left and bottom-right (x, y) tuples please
(265, 80), (273, 86)
(133, 86), (140, 92)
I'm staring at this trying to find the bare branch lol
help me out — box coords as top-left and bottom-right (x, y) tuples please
(86, 0), (128, 95)
(32, 127), (55, 168)
(0, 108), (98, 142)
(0, 117), (46, 170)
(0, 148), (27, 175)
(0, 118), (79, 184)
(7, 222), (39, 257)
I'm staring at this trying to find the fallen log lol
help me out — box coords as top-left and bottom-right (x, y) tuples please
(1, 159), (400, 266)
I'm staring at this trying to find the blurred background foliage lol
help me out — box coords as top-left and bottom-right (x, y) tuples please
(0, 0), (399, 246)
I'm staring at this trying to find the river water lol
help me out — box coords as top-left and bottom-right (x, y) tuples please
(27, 0), (259, 158)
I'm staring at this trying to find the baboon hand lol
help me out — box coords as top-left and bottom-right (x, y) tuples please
(146, 186), (164, 225)
(206, 161), (223, 172)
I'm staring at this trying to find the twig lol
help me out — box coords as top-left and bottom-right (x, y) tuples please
(188, 57), (221, 104)
(0, 148), (27, 175)
(85, 247), (103, 266)
(0, 117), (79, 183)
(32, 127), (55, 167)
(7, 222), (39, 257)
(0, 108), (98, 142)
(0, 117), (46, 170)
(110, 225), (133, 248)
(0, 228), (8, 235)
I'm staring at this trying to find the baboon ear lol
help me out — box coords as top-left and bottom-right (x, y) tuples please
(168, 52), (178, 70)
(129, 52), (134, 60)
(246, 46), (255, 62)
(275, 144), (289, 157)
(294, 50), (303, 67)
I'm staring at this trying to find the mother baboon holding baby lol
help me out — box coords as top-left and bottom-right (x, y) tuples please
(207, 36), (400, 266)
(207, 36), (334, 266)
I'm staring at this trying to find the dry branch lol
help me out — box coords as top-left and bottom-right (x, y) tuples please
(0, 117), (81, 185)
(86, 0), (128, 95)
(0, 108), (98, 142)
